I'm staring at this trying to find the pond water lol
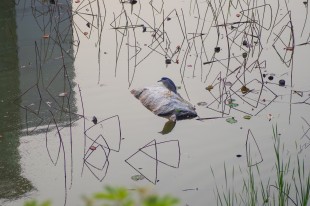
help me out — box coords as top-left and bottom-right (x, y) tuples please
(1, 0), (310, 205)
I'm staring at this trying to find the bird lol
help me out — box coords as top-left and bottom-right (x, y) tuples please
(158, 77), (177, 94)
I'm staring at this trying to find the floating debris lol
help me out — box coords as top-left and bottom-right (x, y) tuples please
(224, 81), (233, 87)
(46, 101), (52, 107)
(206, 85), (214, 91)
(131, 174), (145, 181)
(182, 188), (198, 191)
(279, 79), (285, 86)
(90, 146), (96, 151)
(83, 32), (88, 36)
(242, 52), (248, 58)
(42, 34), (49, 39)
(236, 154), (242, 158)
(197, 102), (208, 106)
(142, 25), (147, 32)
(243, 115), (252, 120)
(240, 85), (250, 94)
(226, 99), (235, 104)
(268, 76), (274, 81)
(86, 22), (91, 28)
(165, 59), (171, 64)
(267, 114), (273, 121)
(92, 116), (98, 124)
(214, 47), (221, 53)
(226, 117), (237, 124)
(58, 92), (68, 97)
(285, 47), (294, 51)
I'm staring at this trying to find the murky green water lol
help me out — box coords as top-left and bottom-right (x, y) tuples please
(1, 0), (310, 205)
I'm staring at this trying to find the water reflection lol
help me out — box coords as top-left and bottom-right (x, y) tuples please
(0, 0), (33, 199)
(0, 0), (77, 201)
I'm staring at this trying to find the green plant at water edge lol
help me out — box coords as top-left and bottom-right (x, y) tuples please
(292, 150), (310, 206)
(24, 200), (51, 206)
(272, 125), (291, 206)
(24, 186), (180, 206)
(212, 125), (310, 206)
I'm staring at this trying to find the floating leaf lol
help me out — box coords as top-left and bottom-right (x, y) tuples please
(236, 154), (242, 157)
(83, 32), (88, 36)
(243, 115), (252, 120)
(42, 34), (49, 39)
(159, 120), (176, 135)
(206, 85), (214, 91)
(131, 174), (145, 181)
(90, 146), (96, 151)
(227, 103), (239, 108)
(226, 117), (237, 124)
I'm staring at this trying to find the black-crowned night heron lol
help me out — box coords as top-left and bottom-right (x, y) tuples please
(158, 77), (177, 94)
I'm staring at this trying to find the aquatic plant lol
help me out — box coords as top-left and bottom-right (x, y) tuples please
(212, 125), (310, 206)
(24, 186), (180, 206)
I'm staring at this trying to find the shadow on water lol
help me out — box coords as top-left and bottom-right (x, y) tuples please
(0, 0), (77, 201)
(0, 0), (33, 200)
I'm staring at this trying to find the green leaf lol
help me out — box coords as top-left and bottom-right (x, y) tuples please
(131, 174), (145, 181)
(243, 115), (252, 120)
(226, 117), (237, 124)
(41, 201), (52, 206)
(227, 103), (239, 108)
(94, 192), (114, 200)
(159, 120), (176, 135)
(24, 200), (37, 206)
(143, 195), (179, 206)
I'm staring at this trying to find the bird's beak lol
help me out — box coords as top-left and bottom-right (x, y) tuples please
(157, 80), (162, 82)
